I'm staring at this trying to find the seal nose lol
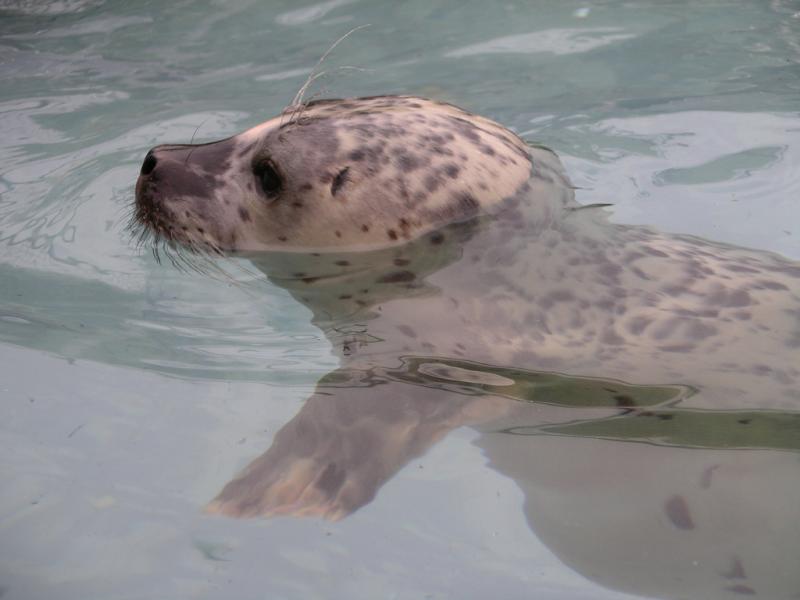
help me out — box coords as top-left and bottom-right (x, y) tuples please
(135, 148), (164, 213)
(140, 150), (158, 176)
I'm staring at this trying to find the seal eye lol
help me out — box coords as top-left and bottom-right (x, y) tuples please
(255, 160), (282, 199)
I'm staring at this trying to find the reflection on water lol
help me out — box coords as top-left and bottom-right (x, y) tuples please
(479, 426), (800, 599)
(201, 147), (800, 599)
(210, 352), (800, 598)
(208, 356), (691, 520)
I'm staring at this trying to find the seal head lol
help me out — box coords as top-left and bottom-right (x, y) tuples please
(134, 96), (533, 253)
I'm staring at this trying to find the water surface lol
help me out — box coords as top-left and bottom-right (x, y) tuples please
(1, 1), (799, 599)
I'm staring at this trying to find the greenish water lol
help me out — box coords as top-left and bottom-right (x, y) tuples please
(1, 1), (799, 599)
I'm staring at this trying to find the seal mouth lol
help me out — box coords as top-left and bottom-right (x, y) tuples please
(133, 178), (175, 240)
(131, 176), (195, 247)
(130, 173), (226, 269)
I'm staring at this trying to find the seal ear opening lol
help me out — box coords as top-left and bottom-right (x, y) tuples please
(255, 159), (283, 199)
(331, 166), (349, 197)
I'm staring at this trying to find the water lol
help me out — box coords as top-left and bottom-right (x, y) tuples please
(1, 1), (799, 599)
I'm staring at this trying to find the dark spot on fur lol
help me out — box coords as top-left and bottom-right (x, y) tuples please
(601, 328), (625, 345)
(278, 236), (287, 242)
(301, 277), (319, 284)
(756, 279), (788, 291)
(292, 202), (303, 208)
(726, 264), (759, 274)
(335, 230), (342, 238)
(657, 343), (696, 353)
(665, 495), (695, 530)
(443, 163), (460, 178)
(331, 167), (349, 196)
(377, 270), (416, 283)
(238, 207), (251, 222)
(335, 260), (350, 266)
(349, 149), (365, 161)
(299, 183), (313, 192)
(387, 229), (398, 240)
(393, 177), (411, 202)
(396, 151), (420, 172)
(361, 224), (370, 232)
(397, 325), (417, 337)
(424, 174), (442, 192)
(479, 144), (496, 155)
(454, 191), (479, 213)
(450, 117), (482, 143)
(393, 258), (410, 266)
(338, 294), (352, 300)
(627, 316), (652, 335)
(644, 247), (669, 258)
(721, 556), (747, 580)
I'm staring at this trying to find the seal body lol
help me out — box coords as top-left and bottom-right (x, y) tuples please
(133, 93), (800, 491)
(134, 95), (800, 598)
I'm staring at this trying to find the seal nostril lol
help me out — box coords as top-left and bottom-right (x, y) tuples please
(141, 151), (157, 176)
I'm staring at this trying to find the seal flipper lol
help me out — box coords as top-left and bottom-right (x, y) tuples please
(206, 360), (693, 520)
(206, 370), (510, 521)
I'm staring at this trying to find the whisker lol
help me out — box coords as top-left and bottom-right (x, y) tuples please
(291, 25), (370, 108)
(185, 116), (213, 165)
(280, 25), (370, 129)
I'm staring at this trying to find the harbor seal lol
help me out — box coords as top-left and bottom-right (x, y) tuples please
(133, 95), (800, 599)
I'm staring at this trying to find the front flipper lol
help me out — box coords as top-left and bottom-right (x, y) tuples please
(206, 370), (505, 520)
(206, 358), (689, 520)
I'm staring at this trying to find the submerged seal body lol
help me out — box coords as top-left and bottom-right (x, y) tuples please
(134, 95), (800, 599)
